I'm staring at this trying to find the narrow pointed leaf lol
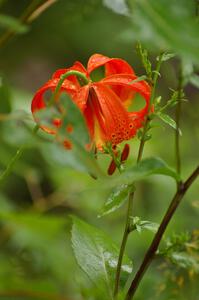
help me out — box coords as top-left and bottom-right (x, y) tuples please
(99, 184), (135, 217)
(157, 112), (182, 134)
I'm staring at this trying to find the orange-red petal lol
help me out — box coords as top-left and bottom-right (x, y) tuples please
(101, 74), (151, 129)
(91, 83), (137, 147)
(101, 74), (151, 102)
(52, 61), (89, 88)
(87, 53), (135, 76)
(72, 85), (90, 111)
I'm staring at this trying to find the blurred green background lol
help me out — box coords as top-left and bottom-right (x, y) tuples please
(0, 0), (198, 299)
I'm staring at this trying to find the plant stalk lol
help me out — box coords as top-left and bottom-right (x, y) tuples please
(137, 52), (164, 162)
(113, 191), (134, 297)
(125, 165), (199, 300)
(114, 52), (164, 298)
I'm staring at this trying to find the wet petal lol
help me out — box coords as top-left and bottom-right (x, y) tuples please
(73, 85), (89, 111)
(87, 53), (135, 76)
(101, 74), (151, 129)
(52, 61), (89, 88)
(101, 74), (151, 101)
(91, 84), (137, 147)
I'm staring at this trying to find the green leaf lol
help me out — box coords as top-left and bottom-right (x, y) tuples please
(35, 93), (90, 148)
(130, 216), (159, 233)
(169, 252), (199, 272)
(157, 112), (182, 134)
(99, 184), (135, 217)
(157, 52), (175, 62)
(58, 94), (90, 147)
(190, 74), (199, 89)
(37, 94), (102, 177)
(136, 42), (152, 80)
(71, 217), (133, 298)
(138, 220), (159, 233)
(41, 142), (102, 178)
(0, 14), (29, 33)
(108, 157), (180, 187)
(129, 75), (147, 84)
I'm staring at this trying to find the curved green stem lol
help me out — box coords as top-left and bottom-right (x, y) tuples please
(114, 191), (134, 297)
(48, 70), (90, 106)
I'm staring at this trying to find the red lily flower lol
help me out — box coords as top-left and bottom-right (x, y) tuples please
(31, 54), (151, 153)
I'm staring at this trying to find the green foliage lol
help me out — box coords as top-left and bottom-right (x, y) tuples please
(159, 232), (199, 273)
(130, 216), (159, 234)
(0, 198), (74, 295)
(71, 217), (133, 298)
(129, 75), (147, 83)
(58, 94), (90, 147)
(0, 14), (28, 33)
(108, 157), (180, 187)
(156, 112), (181, 134)
(36, 94), (102, 177)
(136, 42), (152, 82)
(157, 52), (175, 62)
(99, 184), (135, 217)
(123, 0), (199, 64)
(0, 1), (198, 299)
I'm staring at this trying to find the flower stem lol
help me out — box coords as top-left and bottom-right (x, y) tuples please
(113, 191), (134, 297)
(125, 165), (199, 300)
(48, 70), (89, 106)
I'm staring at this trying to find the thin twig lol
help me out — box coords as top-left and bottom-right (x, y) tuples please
(0, 145), (26, 183)
(125, 165), (199, 300)
(113, 191), (134, 297)
(0, 0), (57, 48)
